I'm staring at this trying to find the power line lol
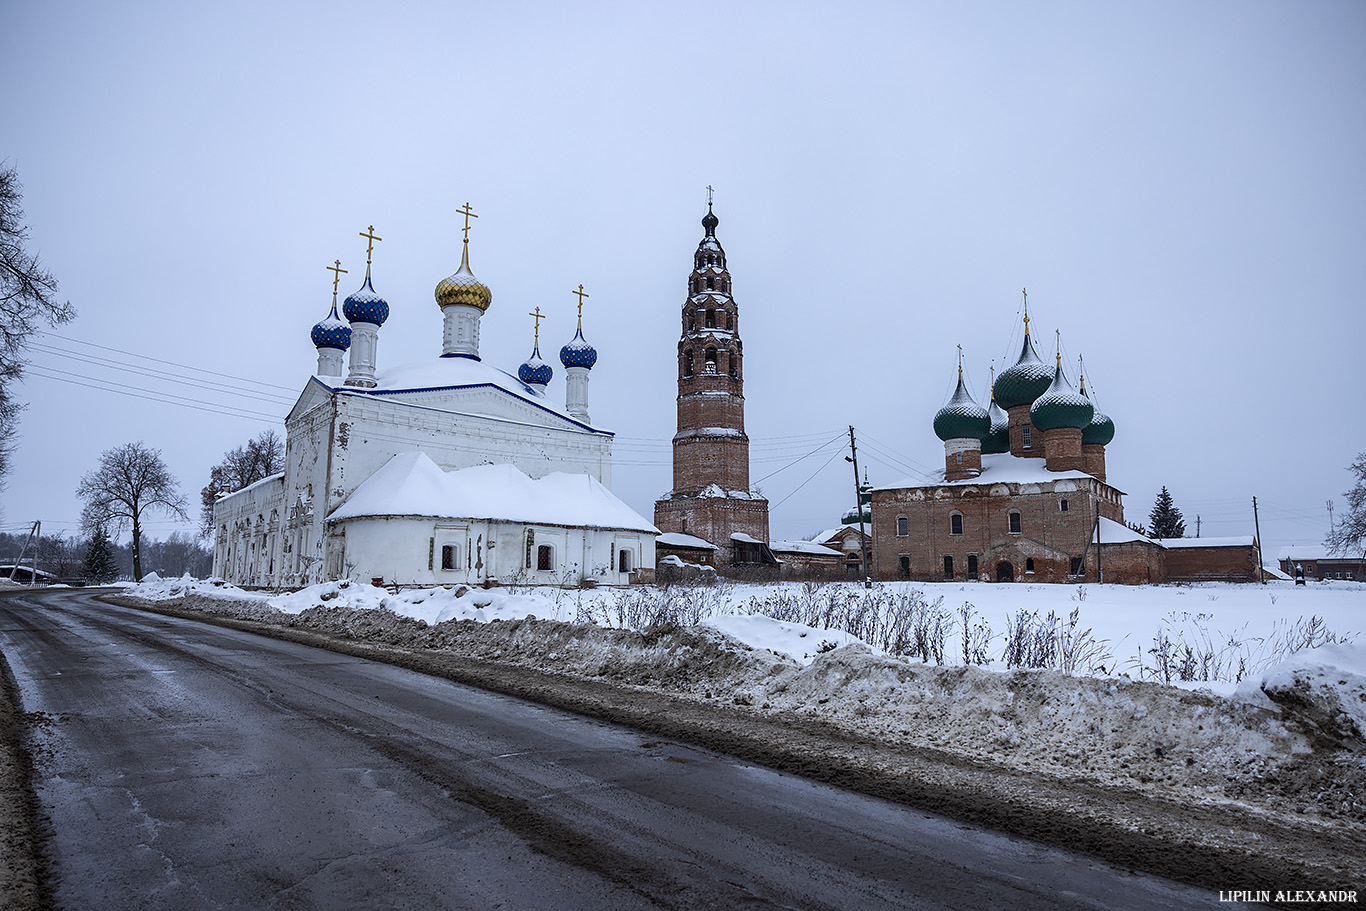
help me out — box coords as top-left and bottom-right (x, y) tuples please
(42, 332), (296, 392)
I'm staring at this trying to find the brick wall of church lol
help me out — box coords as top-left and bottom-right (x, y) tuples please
(655, 496), (769, 565)
(870, 479), (1127, 583)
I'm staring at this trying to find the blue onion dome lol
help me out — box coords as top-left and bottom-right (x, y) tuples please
(1080, 382), (1115, 446)
(560, 325), (597, 369)
(983, 396), (1010, 454)
(435, 242), (492, 311)
(994, 332), (1054, 409)
(310, 303), (351, 350)
(1031, 362), (1094, 431)
(517, 346), (553, 387)
(342, 275), (389, 326)
(934, 373), (990, 442)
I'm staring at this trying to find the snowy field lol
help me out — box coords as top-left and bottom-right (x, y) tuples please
(134, 573), (1364, 694)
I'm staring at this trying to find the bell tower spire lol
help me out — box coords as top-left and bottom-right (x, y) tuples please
(655, 195), (771, 568)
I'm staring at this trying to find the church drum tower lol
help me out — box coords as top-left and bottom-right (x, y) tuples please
(654, 202), (772, 567)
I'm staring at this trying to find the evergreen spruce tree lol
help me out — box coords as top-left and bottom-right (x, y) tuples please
(82, 525), (120, 584)
(1148, 486), (1186, 539)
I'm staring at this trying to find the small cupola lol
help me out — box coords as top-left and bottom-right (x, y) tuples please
(517, 307), (553, 393)
(935, 348), (989, 480)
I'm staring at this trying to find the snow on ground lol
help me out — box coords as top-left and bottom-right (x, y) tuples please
(125, 574), (1366, 822)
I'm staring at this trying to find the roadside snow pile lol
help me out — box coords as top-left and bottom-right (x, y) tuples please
(114, 576), (1366, 821)
(1257, 643), (1366, 746)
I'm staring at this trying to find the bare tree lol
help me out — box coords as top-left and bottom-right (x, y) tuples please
(0, 165), (76, 486)
(1325, 452), (1366, 559)
(77, 442), (189, 582)
(199, 429), (284, 537)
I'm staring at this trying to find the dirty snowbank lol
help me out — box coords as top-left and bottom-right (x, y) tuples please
(123, 576), (1365, 827)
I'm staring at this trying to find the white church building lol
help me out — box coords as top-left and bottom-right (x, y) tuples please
(212, 216), (656, 588)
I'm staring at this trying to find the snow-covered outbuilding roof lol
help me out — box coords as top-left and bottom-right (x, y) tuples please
(875, 453), (1119, 493)
(1155, 536), (1257, 549)
(808, 525), (869, 544)
(769, 540), (842, 556)
(1092, 516), (1160, 547)
(656, 532), (718, 550)
(328, 452), (656, 532)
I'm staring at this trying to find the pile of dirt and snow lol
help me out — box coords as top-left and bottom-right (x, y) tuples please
(120, 576), (1365, 826)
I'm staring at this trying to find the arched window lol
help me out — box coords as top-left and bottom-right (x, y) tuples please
(1025, 557), (1035, 573)
(896, 516), (908, 537)
(1008, 511), (1022, 534)
(706, 308), (716, 328)
(950, 513), (964, 535)
(537, 544), (555, 571)
(728, 348), (737, 377)
(705, 348), (718, 374)
(683, 350), (694, 376)
(725, 311), (732, 330)
(1022, 424), (1033, 449)
(1060, 498), (1069, 512)
(686, 311), (695, 331)
(899, 555), (910, 579)
(706, 277), (715, 290)
(943, 555), (954, 580)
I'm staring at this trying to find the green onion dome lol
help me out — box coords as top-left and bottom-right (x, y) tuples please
(1030, 362), (1094, 431)
(993, 332), (1053, 409)
(1080, 383), (1115, 446)
(982, 397), (1010, 454)
(934, 373), (990, 442)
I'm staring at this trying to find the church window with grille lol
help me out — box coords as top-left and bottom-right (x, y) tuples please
(950, 513), (963, 535)
(1009, 511), (1022, 534)
(1022, 424), (1032, 449)
(537, 544), (554, 571)
(442, 544), (459, 571)
(896, 515), (908, 536)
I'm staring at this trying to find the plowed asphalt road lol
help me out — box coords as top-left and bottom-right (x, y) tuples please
(0, 588), (1231, 910)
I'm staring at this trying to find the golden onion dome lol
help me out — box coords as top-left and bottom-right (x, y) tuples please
(435, 241), (492, 311)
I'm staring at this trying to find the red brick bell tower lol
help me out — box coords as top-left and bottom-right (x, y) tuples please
(654, 199), (771, 566)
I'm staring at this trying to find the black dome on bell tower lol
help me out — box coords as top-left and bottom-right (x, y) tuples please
(701, 204), (718, 236)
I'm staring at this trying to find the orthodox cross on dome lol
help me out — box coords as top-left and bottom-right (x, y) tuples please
(1022, 287), (1030, 336)
(1055, 328), (1062, 367)
(359, 225), (382, 278)
(1078, 354), (1087, 392)
(956, 343), (963, 380)
(989, 364), (997, 400)
(572, 283), (589, 328)
(706, 185), (714, 206)
(327, 260), (348, 306)
(528, 306), (546, 346)
(456, 202), (478, 243)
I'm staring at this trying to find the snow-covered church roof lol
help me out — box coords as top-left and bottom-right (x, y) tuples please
(874, 453), (1119, 493)
(308, 354), (609, 434)
(328, 452), (656, 532)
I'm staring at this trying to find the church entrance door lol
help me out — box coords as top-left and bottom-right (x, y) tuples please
(996, 561), (1014, 583)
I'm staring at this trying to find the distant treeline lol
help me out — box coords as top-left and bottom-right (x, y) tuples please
(0, 530), (212, 582)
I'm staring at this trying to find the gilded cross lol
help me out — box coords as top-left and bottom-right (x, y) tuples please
(956, 343), (963, 379)
(572, 284), (589, 325)
(359, 225), (382, 277)
(528, 306), (546, 346)
(327, 260), (348, 305)
(1022, 287), (1030, 335)
(1055, 328), (1062, 367)
(456, 202), (478, 242)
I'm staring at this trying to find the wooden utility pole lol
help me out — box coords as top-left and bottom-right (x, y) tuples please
(846, 426), (872, 588)
(8, 521), (39, 584)
(1252, 496), (1265, 584)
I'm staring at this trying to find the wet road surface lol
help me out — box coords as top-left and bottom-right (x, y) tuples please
(0, 588), (1234, 910)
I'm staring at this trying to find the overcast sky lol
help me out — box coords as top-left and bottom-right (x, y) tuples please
(3, 1), (1362, 561)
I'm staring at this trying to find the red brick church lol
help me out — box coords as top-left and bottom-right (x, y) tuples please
(868, 303), (1259, 584)
(654, 203), (775, 568)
